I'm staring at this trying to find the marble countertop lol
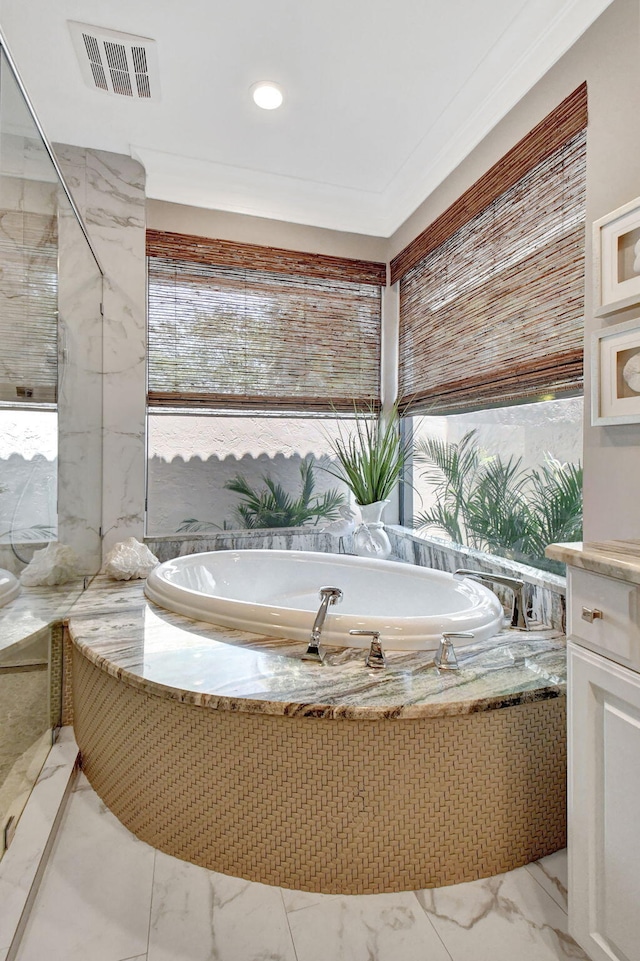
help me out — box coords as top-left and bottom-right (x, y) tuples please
(0, 579), (87, 655)
(66, 576), (566, 720)
(546, 540), (640, 585)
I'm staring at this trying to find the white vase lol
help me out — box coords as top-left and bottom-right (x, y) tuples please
(353, 499), (392, 559)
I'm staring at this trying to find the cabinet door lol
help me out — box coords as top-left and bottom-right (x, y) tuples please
(569, 642), (640, 961)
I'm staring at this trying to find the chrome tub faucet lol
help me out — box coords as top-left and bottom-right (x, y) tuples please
(303, 586), (343, 662)
(349, 629), (386, 669)
(454, 569), (531, 631)
(434, 631), (475, 671)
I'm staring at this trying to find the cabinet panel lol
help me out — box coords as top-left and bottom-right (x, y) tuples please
(568, 568), (640, 671)
(569, 642), (640, 961)
(602, 701), (640, 960)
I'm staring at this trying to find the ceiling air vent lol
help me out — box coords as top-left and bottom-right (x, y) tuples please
(68, 21), (160, 101)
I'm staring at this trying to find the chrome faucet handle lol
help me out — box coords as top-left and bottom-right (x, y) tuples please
(434, 631), (475, 671)
(454, 569), (531, 631)
(302, 640), (325, 662)
(303, 586), (343, 663)
(349, 629), (386, 669)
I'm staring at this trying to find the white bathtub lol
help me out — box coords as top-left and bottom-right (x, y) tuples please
(145, 550), (504, 651)
(0, 568), (20, 608)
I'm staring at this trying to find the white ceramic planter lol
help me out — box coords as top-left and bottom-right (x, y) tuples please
(353, 499), (392, 559)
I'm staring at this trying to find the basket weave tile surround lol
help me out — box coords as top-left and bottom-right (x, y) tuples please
(73, 647), (566, 894)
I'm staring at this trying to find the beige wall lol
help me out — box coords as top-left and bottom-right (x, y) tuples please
(388, 0), (640, 542)
(147, 199), (388, 264)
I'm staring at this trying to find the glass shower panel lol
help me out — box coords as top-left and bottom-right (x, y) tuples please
(0, 53), (59, 554)
(0, 43), (103, 858)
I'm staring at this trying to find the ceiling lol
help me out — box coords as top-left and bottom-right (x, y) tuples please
(0, 0), (613, 237)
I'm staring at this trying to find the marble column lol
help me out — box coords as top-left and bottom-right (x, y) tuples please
(56, 191), (103, 571)
(55, 145), (147, 559)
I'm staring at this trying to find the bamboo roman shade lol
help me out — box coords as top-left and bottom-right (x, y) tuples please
(398, 85), (587, 415)
(146, 231), (384, 413)
(0, 212), (58, 405)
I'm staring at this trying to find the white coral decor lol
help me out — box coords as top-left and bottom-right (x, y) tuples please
(103, 537), (159, 580)
(20, 543), (80, 587)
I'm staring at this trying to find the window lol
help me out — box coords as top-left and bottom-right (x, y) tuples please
(0, 211), (58, 406)
(0, 407), (57, 545)
(146, 411), (361, 535)
(145, 231), (385, 533)
(393, 84), (587, 570)
(395, 84), (587, 414)
(405, 398), (583, 573)
(0, 207), (58, 547)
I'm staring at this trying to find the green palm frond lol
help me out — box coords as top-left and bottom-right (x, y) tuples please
(465, 455), (530, 552)
(414, 429), (479, 496)
(413, 430), (480, 544)
(412, 501), (467, 545)
(414, 431), (582, 570)
(299, 458), (315, 505)
(0, 524), (56, 541)
(176, 518), (222, 533)
(224, 457), (345, 529)
(525, 459), (583, 555)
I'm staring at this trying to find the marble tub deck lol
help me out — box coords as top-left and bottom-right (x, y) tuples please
(66, 575), (566, 719)
(547, 538), (640, 584)
(0, 580), (85, 657)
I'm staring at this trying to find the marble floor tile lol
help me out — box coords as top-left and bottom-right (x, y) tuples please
(280, 887), (342, 913)
(287, 891), (452, 961)
(12, 775), (585, 961)
(0, 730), (51, 840)
(525, 849), (568, 913)
(0, 731), (78, 951)
(147, 850), (296, 961)
(416, 865), (588, 961)
(14, 774), (155, 961)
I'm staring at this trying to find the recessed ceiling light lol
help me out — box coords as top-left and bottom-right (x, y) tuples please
(251, 81), (283, 110)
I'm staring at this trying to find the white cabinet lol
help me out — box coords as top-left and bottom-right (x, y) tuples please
(568, 567), (640, 672)
(568, 641), (640, 961)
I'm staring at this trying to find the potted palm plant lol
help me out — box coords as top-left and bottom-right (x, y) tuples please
(323, 403), (411, 557)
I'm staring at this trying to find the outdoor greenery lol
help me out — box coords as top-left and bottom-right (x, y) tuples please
(414, 429), (583, 569)
(177, 517), (231, 533)
(179, 458), (345, 531)
(322, 404), (412, 506)
(0, 524), (56, 541)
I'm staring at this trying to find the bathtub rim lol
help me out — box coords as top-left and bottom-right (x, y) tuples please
(0, 567), (21, 608)
(144, 548), (505, 650)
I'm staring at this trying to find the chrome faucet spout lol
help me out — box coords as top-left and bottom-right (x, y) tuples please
(454, 569), (530, 631)
(303, 586), (343, 662)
